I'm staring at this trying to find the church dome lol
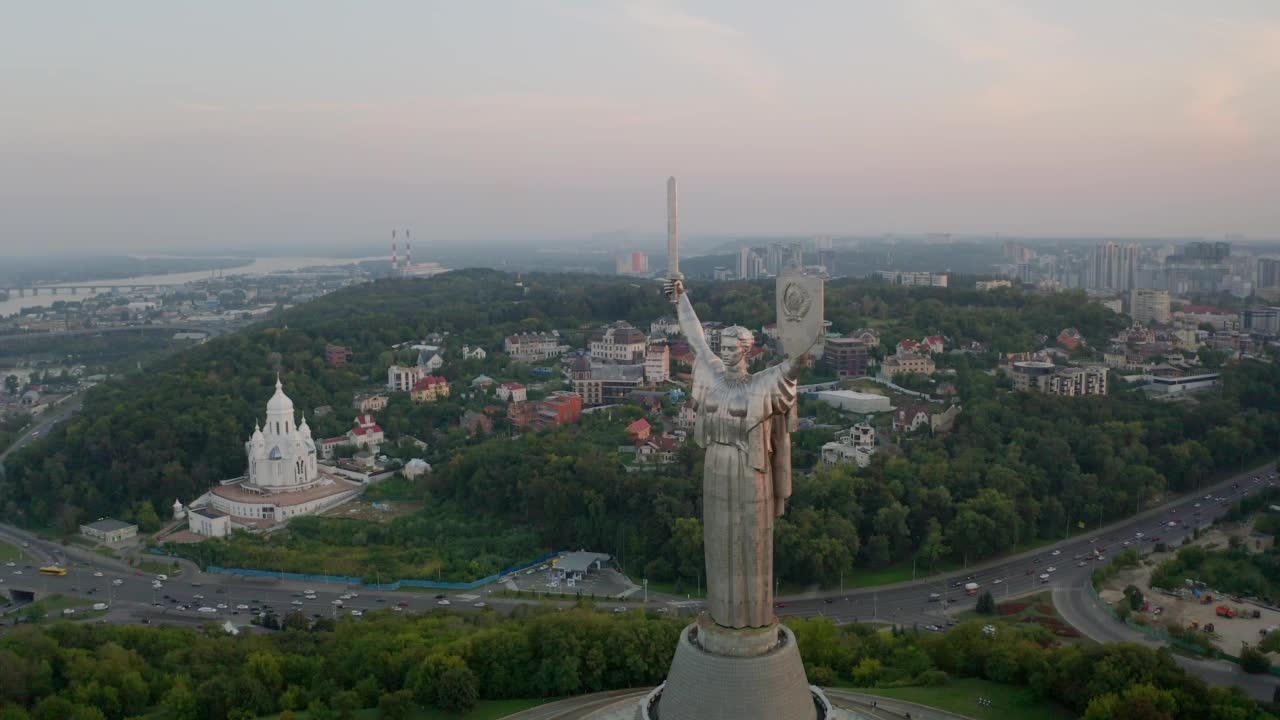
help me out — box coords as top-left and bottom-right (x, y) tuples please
(266, 377), (294, 416)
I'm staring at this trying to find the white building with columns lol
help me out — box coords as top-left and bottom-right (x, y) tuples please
(185, 378), (360, 537)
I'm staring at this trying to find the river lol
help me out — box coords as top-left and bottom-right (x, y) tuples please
(0, 256), (380, 318)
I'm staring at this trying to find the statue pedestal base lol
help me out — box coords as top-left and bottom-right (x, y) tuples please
(637, 619), (828, 720)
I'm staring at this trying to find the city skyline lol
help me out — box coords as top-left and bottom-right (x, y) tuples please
(2, 1), (1279, 253)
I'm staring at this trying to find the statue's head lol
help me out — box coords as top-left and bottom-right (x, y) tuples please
(719, 326), (754, 369)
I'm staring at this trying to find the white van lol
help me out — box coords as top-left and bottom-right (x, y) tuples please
(92, 602), (108, 611)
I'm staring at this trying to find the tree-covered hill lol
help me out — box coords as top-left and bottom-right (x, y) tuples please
(0, 269), (1120, 530)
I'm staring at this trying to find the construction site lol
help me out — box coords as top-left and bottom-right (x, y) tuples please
(1098, 521), (1280, 658)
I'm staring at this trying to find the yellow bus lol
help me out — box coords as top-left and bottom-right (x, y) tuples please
(38, 566), (67, 577)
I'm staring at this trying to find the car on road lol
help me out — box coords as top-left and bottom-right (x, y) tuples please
(924, 624), (941, 632)
(776, 602), (788, 608)
(10, 570), (20, 575)
(473, 602), (486, 608)
(397, 600), (409, 607)
(3, 562), (12, 567)
(192, 593), (204, 600)
(291, 600), (303, 606)
(1051, 550), (1061, 556)
(1039, 574), (1050, 583)
(613, 606), (626, 613)
(1096, 555), (1106, 562)
(1077, 561), (1087, 567)
(156, 574), (168, 581)
(236, 604), (249, 610)
(1047, 567), (1056, 573)
(993, 578), (1003, 585)
(198, 607), (216, 614)
(928, 593), (941, 601)
(434, 594), (445, 600)
(436, 599), (451, 606)
(216, 603), (228, 609)
(93, 571), (103, 577)
(351, 609), (363, 617)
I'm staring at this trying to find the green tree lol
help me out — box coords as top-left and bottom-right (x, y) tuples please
(434, 666), (479, 712)
(976, 591), (996, 615)
(134, 501), (162, 533)
(305, 700), (334, 720)
(331, 690), (360, 720)
(378, 689), (415, 720)
(1124, 585), (1144, 611)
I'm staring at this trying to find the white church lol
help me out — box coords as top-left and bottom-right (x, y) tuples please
(181, 378), (361, 537)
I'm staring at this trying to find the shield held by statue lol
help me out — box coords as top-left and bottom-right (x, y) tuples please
(776, 270), (824, 360)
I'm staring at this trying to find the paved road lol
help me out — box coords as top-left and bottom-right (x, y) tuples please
(772, 462), (1277, 632)
(1054, 576), (1280, 700)
(0, 392), (84, 463)
(0, 462), (1274, 698)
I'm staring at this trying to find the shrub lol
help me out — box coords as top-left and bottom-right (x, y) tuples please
(917, 670), (950, 686)
(1241, 647), (1271, 674)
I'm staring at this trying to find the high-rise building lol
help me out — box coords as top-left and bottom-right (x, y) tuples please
(615, 251), (649, 275)
(1183, 241), (1231, 263)
(1129, 288), (1171, 325)
(1118, 243), (1140, 290)
(766, 243), (786, 275)
(787, 241), (803, 269)
(1258, 258), (1280, 289)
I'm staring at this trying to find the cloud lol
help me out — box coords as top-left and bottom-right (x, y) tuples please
(616, 0), (781, 101)
(1184, 19), (1280, 143)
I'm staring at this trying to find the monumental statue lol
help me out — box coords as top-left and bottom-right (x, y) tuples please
(664, 276), (820, 628)
(633, 179), (838, 720)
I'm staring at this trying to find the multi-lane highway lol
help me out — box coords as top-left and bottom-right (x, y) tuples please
(0, 461), (1275, 697)
(772, 462), (1277, 630)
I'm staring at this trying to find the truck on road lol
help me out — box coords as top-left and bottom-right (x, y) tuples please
(964, 582), (980, 596)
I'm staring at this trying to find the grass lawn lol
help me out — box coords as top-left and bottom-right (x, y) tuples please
(38, 594), (95, 613)
(958, 591), (1081, 639)
(94, 546), (119, 559)
(859, 677), (1076, 720)
(135, 559), (180, 576)
(256, 698), (548, 719)
(0, 540), (27, 564)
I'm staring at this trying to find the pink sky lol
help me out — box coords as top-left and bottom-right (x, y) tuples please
(1, 1), (1277, 251)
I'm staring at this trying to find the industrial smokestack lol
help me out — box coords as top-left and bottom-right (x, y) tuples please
(667, 176), (682, 280)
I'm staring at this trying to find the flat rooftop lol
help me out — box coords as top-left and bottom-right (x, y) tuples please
(557, 551), (611, 575)
(81, 518), (137, 533)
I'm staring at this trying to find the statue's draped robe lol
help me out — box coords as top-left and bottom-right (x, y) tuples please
(684, 302), (797, 628)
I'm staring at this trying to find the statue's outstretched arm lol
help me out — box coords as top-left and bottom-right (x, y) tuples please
(675, 289), (713, 360)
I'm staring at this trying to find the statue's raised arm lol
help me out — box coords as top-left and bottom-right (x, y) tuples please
(666, 279), (714, 363)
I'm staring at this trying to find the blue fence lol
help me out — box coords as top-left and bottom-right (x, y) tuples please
(150, 547), (559, 591)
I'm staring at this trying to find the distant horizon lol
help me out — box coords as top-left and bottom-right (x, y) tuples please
(2, 2), (1277, 251)
(2, 231), (1279, 260)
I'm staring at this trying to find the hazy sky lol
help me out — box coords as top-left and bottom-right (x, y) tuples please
(2, 1), (1278, 253)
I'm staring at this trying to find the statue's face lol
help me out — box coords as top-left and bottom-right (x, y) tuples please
(720, 330), (753, 367)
